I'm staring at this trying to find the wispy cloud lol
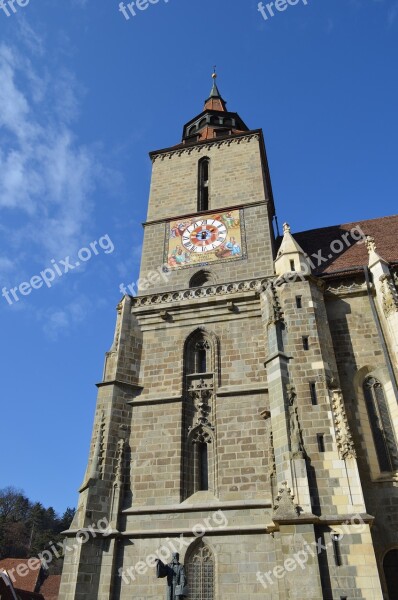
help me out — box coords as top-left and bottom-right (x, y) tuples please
(0, 24), (118, 337)
(0, 43), (99, 259)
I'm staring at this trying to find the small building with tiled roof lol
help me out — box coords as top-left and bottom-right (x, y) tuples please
(0, 559), (45, 595)
(0, 560), (60, 600)
(0, 569), (45, 600)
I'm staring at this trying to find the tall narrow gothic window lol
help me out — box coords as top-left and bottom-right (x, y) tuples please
(363, 377), (397, 472)
(186, 336), (210, 375)
(197, 345), (207, 373)
(198, 158), (210, 212)
(183, 329), (217, 499)
(186, 542), (214, 600)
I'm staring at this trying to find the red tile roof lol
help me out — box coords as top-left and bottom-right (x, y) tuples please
(39, 575), (61, 600)
(0, 559), (42, 593)
(290, 215), (398, 275)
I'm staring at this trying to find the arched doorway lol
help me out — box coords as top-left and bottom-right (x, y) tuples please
(384, 549), (398, 599)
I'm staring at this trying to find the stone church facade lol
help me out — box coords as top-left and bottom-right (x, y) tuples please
(59, 76), (398, 600)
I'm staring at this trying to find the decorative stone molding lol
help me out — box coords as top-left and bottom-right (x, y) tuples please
(195, 339), (211, 353)
(188, 379), (215, 437)
(111, 301), (123, 352)
(115, 438), (126, 485)
(286, 385), (305, 458)
(189, 427), (214, 444)
(365, 236), (377, 254)
(263, 281), (284, 326)
(269, 425), (276, 477)
(273, 481), (299, 519)
(132, 274), (318, 310)
(325, 282), (368, 297)
(132, 277), (268, 308)
(380, 274), (398, 317)
(90, 411), (106, 480)
(151, 133), (260, 162)
(331, 389), (356, 460)
(98, 412), (106, 479)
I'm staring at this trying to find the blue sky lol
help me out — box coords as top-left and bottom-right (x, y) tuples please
(0, 0), (397, 514)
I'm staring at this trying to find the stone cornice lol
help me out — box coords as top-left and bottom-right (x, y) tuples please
(122, 499), (272, 515)
(96, 379), (143, 391)
(131, 277), (269, 309)
(264, 351), (293, 366)
(216, 383), (268, 396)
(119, 525), (271, 538)
(127, 395), (182, 407)
(150, 131), (261, 162)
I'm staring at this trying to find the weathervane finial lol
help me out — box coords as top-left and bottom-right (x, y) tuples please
(212, 65), (217, 79)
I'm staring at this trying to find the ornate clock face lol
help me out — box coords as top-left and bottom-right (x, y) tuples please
(181, 219), (227, 253)
(165, 209), (246, 271)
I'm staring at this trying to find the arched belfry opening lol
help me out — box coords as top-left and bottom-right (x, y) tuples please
(185, 541), (215, 600)
(182, 329), (218, 499)
(189, 270), (215, 288)
(198, 157), (210, 212)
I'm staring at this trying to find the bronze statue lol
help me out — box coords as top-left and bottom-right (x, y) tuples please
(156, 553), (188, 599)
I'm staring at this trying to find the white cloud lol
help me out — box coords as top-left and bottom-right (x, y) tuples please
(0, 30), (119, 338)
(0, 42), (104, 265)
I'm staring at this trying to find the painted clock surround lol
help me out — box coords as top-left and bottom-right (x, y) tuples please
(164, 209), (247, 271)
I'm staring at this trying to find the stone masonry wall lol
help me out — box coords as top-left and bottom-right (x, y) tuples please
(326, 287), (398, 596)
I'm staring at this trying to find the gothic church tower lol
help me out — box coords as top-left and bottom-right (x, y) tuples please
(59, 75), (394, 600)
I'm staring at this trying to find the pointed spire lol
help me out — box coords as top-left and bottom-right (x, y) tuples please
(366, 235), (390, 275)
(209, 67), (222, 98)
(181, 69), (249, 142)
(204, 68), (227, 112)
(274, 222), (311, 276)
